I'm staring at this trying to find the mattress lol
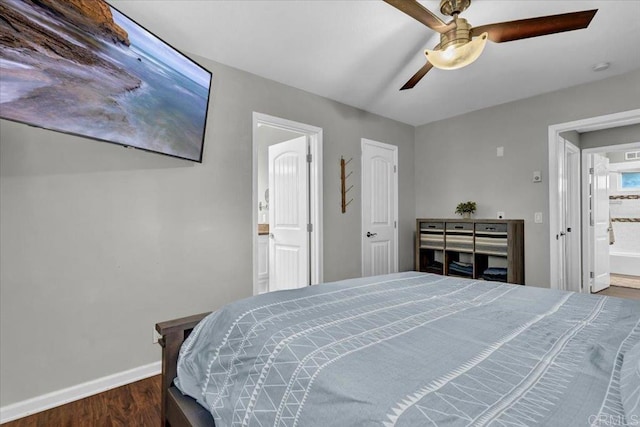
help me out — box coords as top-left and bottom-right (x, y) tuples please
(175, 272), (640, 426)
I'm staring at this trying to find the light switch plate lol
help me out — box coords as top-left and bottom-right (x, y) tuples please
(497, 147), (504, 157)
(534, 212), (543, 223)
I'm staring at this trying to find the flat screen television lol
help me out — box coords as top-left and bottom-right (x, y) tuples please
(0, 0), (212, 162)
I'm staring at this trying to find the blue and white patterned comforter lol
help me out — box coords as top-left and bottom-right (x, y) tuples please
(176, 272), (640, 426)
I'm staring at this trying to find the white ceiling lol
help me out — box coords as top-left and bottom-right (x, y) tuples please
(111, 0), (640, 127)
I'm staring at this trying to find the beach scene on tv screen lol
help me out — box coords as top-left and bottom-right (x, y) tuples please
(0, 0), (211, 162)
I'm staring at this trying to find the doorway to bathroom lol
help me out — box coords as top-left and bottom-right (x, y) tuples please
(548, 109), (640, 293)
(252, 113), (323, 295)
(583, 143), (640, 293)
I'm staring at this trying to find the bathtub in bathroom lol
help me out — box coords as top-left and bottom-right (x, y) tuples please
(610, 251), (640, 276)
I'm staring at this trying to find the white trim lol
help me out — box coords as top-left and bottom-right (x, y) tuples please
(549, 133), (560, 289)
(565, 140), (581, 293)
(309, 131), (324, 285)
(360, 138), (399, 276)
(548, 109), (640, 290)
(581, 151), (592, 293)
(0, 361), (160, 424)
(252, 112), (324, 294)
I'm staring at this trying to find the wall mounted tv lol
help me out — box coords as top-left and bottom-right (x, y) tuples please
(0, 0), (212, 162)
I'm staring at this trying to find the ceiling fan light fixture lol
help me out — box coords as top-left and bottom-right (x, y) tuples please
(425, 32), (488, 70)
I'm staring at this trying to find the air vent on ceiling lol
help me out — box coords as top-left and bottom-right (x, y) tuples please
(625, 151), (640, 160)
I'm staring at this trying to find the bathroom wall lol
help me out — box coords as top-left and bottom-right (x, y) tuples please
(608, 156), (640, 268)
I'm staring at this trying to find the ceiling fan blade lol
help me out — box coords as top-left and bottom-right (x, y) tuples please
(384, 0), (454, 33)
(471, 9), (597, 43)
(400, 61), (434, 90)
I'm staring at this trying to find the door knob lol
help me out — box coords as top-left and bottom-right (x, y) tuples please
(366, 231), (377, 238)
(269, 233), (274, 239)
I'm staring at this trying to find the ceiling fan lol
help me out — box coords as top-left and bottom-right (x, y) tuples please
(384, 0), (598, 90)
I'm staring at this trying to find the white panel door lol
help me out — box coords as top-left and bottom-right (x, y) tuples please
(362, 139), (397, 277)
(268, 136), (309, 291)
(556, 138), (581, 293)
(591, 153), (610, 293)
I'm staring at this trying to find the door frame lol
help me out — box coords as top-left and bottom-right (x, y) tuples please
(361, 138), (399, 276)
(564, 141), (581, 292)
(548, 108), (640, 290)
(252, 112), (323, 295)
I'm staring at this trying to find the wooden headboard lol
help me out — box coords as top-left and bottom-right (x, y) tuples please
(156, 312), (211, 426)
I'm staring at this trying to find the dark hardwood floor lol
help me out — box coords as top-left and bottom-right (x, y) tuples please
(3, 376), (161, 427)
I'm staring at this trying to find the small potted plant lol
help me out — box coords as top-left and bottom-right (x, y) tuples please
(455, 201), (477, 219)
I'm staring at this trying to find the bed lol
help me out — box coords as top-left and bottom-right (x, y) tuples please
(156, 272), (640, 427)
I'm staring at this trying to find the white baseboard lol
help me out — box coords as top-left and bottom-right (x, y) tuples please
(0, 361), (161, 424)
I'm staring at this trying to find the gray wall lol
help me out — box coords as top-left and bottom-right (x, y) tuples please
(0, 55), (415, 406)
(414, 70), (640, 287)
(558, 124), (640, 151)
(607, 150), (639, 164)
(560, 130), (581, 147)
(581, 123), (640, 150)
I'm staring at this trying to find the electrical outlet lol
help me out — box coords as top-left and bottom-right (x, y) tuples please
(497, 211), (505, 219)
(153, 327), (161, 344)
(534, 212), (543, 223)
(533, 171), (542, 183)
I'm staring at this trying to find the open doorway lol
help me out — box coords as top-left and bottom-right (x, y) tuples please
(252, 113), (323, 295)
(548, 109), (640, 293)
(583, 144), (640, 293)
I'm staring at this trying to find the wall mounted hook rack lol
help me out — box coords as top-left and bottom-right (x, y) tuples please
(340, 156), (353, 213)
